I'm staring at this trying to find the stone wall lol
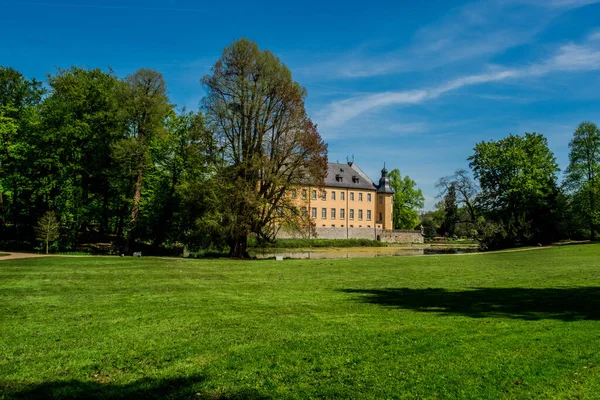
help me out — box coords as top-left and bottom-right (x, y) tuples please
(276, 227), (423, 243)
(378, 229), (424, 244)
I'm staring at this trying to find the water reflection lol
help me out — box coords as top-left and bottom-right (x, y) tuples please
(250, 247), (479, 260)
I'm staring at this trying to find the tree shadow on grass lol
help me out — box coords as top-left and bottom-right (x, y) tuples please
(2, 375), (269, 400)
(340, 287), (600, 321)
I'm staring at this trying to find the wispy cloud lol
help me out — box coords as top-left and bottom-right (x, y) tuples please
(301, 0), (600, 79)
(319, 31), (600, 126)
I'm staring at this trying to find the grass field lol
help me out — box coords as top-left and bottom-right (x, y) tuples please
(1, 245), (600, 399)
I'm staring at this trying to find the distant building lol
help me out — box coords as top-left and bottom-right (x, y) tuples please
(277, 161), (423, 242)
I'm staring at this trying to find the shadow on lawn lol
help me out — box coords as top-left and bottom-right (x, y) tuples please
(340, 287), (600, 321)
(2, 375), (268, 400)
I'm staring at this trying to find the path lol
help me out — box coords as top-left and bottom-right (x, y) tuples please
(0, 252), (49, 261)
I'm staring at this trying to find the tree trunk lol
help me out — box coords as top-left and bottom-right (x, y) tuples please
(12, 185), (19, 239)
(589, 187), (596, 241)
(228, 235), (249, 259)
(124, 163), (144, 254)
(151, 177), (177, 250)
(100, 189), (110, 236)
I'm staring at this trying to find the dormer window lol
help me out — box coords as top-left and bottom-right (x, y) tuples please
(352, 176), (359, 183)
(335, 174), (343, 182)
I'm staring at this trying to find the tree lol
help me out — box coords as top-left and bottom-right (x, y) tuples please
(436, 169), (478, 224)
(140, 109), (216, 249)
(0, 67), (44, 240)
(388, 169), (424, 229)
(439, 183), (458, 236)
(468, 133), (560, 247)
(202, 39), (327, 257)
(564, 122), (600, 240)
(38, 67), (124, 245)
(117, 69), (172, 254)
(35, 210), (60, 254)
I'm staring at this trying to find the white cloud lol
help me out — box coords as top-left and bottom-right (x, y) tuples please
(301, 0), (600, 80)
(318, 32), (600, 126)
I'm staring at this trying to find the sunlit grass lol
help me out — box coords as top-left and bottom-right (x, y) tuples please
(1, 244), (600, 398)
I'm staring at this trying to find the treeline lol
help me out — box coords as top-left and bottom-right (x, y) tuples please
(1, 39), (327, 257)
(0, 65), (220, 254)
(423, 126), (600, 249)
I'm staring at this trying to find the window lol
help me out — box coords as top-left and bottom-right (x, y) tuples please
(312, 190), (317, 200)
(322, 208), (327, 219)
(379, 196), (383, 204)
(340, 208), (345, 219)
(350, 209), (355, 220)
(302, 189), (307, 200)
(367, 193), (372, 202)
(350, 225), (354, 228)
(311, 207), (317, 218)
(321, 190), (326, 201)
(379, 212), (382, 221)
(341, 224), (344, 228)
(331, 208), (336, 219)
(331, 191), (336, 200)
(358, 210), (363, 220)
(331, 224), (335, 227)
(367, 225), (371, 228)
(341, 192), (345, 201)
(367, 210), (372, 221)
(291, 189), (297, 199)
(301, 207), (307, 216)
(359, 193), (363, 201)
(350, 192), (354, 201)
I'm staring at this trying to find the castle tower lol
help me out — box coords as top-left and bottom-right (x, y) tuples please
(376, 165), (394, 230)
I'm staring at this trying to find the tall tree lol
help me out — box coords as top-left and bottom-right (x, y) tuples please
(0, 67), (44, 239)
(118, 69), (172, 254)
(468, 133), (560, 247)
(439, 183), (458, 236)
(388, 168), (424, 229)
(141, 109), (216, 249)
(202, 39), (327, 257)
(564, 122), (600, 240)
(39, 67), (123, 245)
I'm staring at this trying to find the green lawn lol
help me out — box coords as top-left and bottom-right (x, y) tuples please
(1, 245), (600, 399)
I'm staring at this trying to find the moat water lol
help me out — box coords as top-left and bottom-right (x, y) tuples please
(250, 246), (480, 259)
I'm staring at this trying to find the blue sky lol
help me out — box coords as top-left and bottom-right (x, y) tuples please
(2, 0), (600, 209)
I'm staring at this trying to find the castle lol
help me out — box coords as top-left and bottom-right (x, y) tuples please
(278, 161), (423, 243)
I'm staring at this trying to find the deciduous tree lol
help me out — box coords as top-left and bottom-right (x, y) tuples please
(34, 210), (60, 254)
(118, 69), (172, 254)
(564, 122), (600, 240)
(388, 169), (424, 230)
(468, 133), (560, 247)
(202, 39), (327, 257)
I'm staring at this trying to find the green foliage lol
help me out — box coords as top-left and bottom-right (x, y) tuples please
(469, 133), (560, 247)
(388, 168), (424, 230)
(3, 245), (600, 398)
(439, 183), (458, 236)
(34, 210), (60, 254)
(202, 39), (328, 257)
(564, 122), (600, 240)
(117, 69), (173, 254)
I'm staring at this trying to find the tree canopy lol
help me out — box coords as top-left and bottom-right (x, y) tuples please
(388, 169), (424, 230)
(201, 39), (327, 257)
